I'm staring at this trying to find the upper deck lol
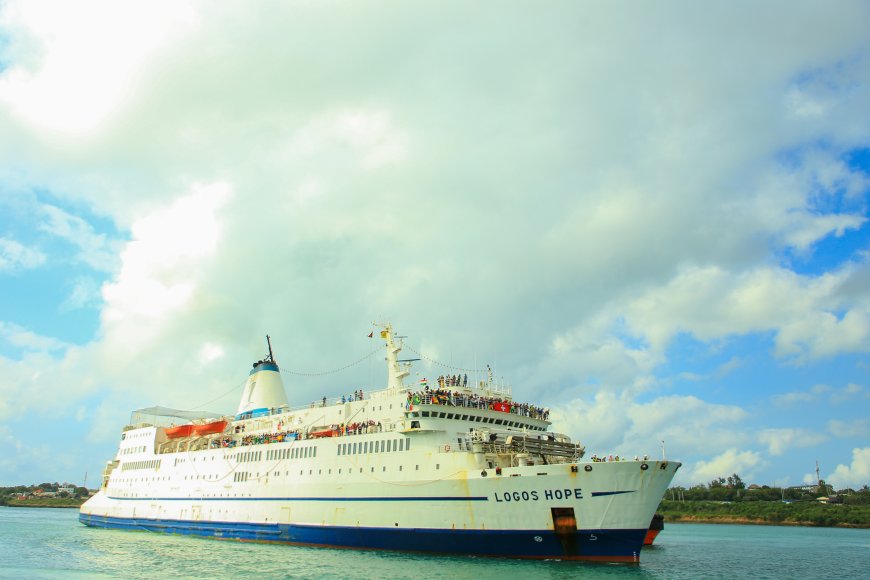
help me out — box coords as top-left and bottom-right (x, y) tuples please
(119, 324), (555, 459)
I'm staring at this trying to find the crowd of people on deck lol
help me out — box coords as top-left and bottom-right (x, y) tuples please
(590, 454), (650, 462)
(314, 419), (383, 437)
(341, 419), (382, 435)
(435, 374), (468, 388)
(340, 390), (365, 403)
(207, 419), (388, 449)
(211, 430), (301, 448)
(407, 386), (549, 421)
(201, 375), (554, 452)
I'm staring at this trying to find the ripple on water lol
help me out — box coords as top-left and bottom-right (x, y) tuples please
(1, 509), (867, 580)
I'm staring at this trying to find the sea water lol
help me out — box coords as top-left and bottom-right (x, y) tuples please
(0, 507), (867, 579)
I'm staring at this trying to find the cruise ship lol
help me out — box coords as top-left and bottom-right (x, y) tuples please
(80, 325), (680, 562)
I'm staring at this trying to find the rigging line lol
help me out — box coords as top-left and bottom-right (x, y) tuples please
(281, 346), (382, 376)
(188, 378), (248, 411)
(403, 344), (488, 374)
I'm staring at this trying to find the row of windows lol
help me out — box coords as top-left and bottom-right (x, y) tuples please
(235, 450), (263, 463)
(121, 459), (161, 471)
(266, 446), (316, 461)
(111, 460), (445, 493)
(337, 438), (409, 456)
(120, 445), (148, 455)
(235, 462), (439, 482)
(414, 411), (545, 431)
(121, 431), (149, 440)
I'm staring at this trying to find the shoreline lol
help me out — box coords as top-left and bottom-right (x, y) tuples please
(3, 500), (85, 509)
(666, 515), (869, 529)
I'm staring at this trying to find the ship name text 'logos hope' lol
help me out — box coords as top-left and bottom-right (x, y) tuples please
(493, 488), (583, 503)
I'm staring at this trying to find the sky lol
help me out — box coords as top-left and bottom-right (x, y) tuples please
(0, 0), (868, 491)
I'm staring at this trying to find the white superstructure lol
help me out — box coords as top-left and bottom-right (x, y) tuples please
(80, 325), (680, 562)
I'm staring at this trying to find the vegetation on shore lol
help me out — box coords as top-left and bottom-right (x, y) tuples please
(661, 474), (870, 528)
(659, 499), (870, 528)
(1, 484), (90, 508)
(4, 497), (85, 508)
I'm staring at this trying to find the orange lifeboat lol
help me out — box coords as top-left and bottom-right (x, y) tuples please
(310, 428), (340, 439)
(165, 424), (194, 438)
(191, 420), (228, 436)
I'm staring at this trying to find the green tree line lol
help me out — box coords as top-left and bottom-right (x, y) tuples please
(1, 483), (90, 507)
(660, 474), (870, 527)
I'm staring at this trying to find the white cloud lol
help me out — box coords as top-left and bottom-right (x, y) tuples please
(0, 237), (45, 271)
(38, 204), (121, 273)
(772, 383), (866, 407)
(101, 182), (231, 326)
(758, 428), (827, 456)
(549, 393), (749, 463)
(802, 472), (818, 486)
(827, 419), (870, 438)
(0, 425), (25, 476)
(546, 314), (661, 393)
(61, 277), (102, 310)
(691, 449), (764, 483)
(771, 390), (816, 406)
(620, 264), (870, 363)
(0, 0), (198, 134)
(827, 447), (870, 489)
(549, 392), (633, 452)
(0, 321), (69, 352)
(197, 342), (225, 366)
(829, 383), (866, 403)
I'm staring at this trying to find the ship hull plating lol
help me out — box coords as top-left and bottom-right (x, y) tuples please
(78, 513), (648, 562)
(80, 461), (676, 562)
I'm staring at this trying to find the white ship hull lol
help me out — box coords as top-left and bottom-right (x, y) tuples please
(80, 328), (679, 562)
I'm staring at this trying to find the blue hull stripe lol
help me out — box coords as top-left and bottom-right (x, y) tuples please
(78, 513), (647, 561)
(590, 490), (635, 497)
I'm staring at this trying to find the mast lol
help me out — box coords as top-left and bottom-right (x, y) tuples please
(266, 334), (275, 363)
(376, 322), (411, 391)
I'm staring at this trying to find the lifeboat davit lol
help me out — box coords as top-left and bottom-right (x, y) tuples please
(165, 424), (194, 439)
(192, 420), (228, 436)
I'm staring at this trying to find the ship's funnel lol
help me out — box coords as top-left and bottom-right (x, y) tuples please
(236, 337), (288, 418)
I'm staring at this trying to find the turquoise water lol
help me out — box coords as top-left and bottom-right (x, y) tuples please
(0, 508), (867, 579)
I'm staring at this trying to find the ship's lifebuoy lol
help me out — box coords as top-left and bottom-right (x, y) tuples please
(444, 444), (451, 452)
(584, 465), (593, 472)
(640, 463), (649, 470)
